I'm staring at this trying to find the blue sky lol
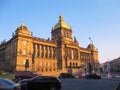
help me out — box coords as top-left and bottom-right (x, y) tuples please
(0, 0), (120, 63)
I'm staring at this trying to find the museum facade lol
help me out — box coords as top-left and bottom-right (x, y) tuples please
(0, 15), (99, 76)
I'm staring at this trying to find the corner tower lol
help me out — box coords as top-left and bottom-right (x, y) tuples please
(14, 23), (33, 71)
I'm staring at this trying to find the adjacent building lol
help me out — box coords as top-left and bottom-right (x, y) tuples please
(0, 15), (99, 76)
(110, 57), (120, 72)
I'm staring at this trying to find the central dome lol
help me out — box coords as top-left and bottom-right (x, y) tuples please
(54, 15), (71, 30)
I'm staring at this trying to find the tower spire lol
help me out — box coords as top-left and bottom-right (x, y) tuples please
(22, 19), (24, 26)
(21, 19), (25, 29)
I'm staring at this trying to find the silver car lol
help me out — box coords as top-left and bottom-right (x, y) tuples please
(0, 78), (21, 90)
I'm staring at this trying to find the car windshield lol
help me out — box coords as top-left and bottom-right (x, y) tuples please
(31, 76), (43, 80)
(1, 78), (15, 86)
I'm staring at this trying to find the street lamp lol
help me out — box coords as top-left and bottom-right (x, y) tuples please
(89, 37), (95, 73)
(89, 37), (93, 45)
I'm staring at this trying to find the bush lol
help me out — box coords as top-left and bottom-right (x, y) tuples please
(0, 71), (15, 81)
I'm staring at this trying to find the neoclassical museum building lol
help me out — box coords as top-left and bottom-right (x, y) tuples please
(0, 15), (99, 76)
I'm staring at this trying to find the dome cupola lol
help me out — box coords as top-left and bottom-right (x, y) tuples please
(53, 15), (71, 30)
(87, 44), (97, 51)
(16, 23), (29, 30)
(15, 23), (31, 36)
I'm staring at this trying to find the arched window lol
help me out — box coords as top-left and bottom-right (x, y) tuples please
(73, 63), (75, 67)
(41, 68), (43, 72)
(70, 62), (72, 67)
(76, 63), (78, 67)
(53, 62), (55, 67)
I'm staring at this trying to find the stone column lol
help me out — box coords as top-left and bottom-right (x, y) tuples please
(43, 45), (45, 58)
(49, 46), (51, 58)
(39, 45), (41, 58)
(37, 44), (40, 57)
(47, 46), (49, 58)
(51, 47), (53, 59)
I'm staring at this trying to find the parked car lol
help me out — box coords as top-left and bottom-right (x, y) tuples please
(19, 75), (62, 90)
(14, 71), (38, 81)
(86, 73), (101, 79)
(116, 83), (120, 90)
(58, 73), (74, 78)
(0, 78), (21, 90)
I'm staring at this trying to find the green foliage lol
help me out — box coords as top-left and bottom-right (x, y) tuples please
(0, 71), (15, 81)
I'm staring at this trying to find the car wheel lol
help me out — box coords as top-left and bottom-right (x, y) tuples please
(50, 86), (56, 90)
(18, 77), (22, 81)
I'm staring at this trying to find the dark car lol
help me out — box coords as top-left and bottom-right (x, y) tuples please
(86, 73), (101, 79)
(116, 83), (120, 90)
(14, 71), (38, 81)
(0, 78), (21, 90)
(19, 75), (62, 90)
(58, 73), (74, 78)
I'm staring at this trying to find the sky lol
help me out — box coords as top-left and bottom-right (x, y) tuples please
(0, 0), (120, 63)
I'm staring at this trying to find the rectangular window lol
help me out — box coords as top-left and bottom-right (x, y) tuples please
(23, 40), (27, 46)
(23, 49), (27, 55)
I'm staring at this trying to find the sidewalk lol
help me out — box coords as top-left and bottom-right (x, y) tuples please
(102, 77), (120, 81)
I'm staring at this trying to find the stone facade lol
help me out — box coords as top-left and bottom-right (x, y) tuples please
(0, 15), (99, 76)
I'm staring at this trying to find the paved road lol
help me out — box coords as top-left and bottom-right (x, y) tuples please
(60, 78), (120, 90)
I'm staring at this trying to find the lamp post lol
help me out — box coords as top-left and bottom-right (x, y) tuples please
(89, 37), (93, 45)
(89, 37), (95, 73)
